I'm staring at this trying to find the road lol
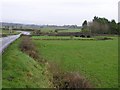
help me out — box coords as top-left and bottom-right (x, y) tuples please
(0, 31), (31, 53)
(0, 34), (21, 53)
(16, 31), (31, 35)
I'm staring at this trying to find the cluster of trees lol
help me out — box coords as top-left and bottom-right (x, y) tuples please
(82, 16), (119, 34)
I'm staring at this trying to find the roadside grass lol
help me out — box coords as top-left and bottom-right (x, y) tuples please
(2, 38), (52, 88)
(32, 36), (118, 88)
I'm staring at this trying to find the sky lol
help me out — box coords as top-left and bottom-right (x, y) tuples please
(118, 1), (120, 22)
(0, 0), (119, 26)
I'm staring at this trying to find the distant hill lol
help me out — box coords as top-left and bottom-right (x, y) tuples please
(0, 22), (41, 29)
(0, 22), (81, 30)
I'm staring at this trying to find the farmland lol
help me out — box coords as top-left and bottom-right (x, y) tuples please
(56, 29), (81, 33)
(32, 36), (118, 88)
(2, 33), (118, 88)
(1, 28), (118, 88)
(36, 27), (81, 33)
(1, 0), (119, 88)
(0, 29), (20, 37)
(32, 36), (95, 40)
(1, 24), (119, 88)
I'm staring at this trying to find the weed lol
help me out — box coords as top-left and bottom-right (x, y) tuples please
(46, 62), (92, 89)
(20, 36), (39, 60)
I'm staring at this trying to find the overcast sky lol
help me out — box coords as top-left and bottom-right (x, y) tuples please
(1, 0), (119, 26)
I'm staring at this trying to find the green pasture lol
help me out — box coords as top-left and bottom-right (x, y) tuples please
(39, 27), (81, 33)
(32, 36), (118, 88)
(32, 36), (94, 40)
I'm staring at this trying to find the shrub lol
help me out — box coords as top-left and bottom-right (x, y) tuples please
(75, 35), (79, 37)
(87, 35), (91, 38)
(97, 37), (113, 40)
(20, 36), (39, 59)
(47, 62), (92, 89)
(52, 72), (92, 89)
(80, 35), (85, 38)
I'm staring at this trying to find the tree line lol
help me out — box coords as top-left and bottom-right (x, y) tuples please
(82, 16), (119, 35)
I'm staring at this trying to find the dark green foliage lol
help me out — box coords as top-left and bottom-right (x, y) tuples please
(82, 20), (87, 29)
(118, 23), (120, 35)
(83, 16), (119, 34)
(82, 20), (91, 34)
(89, 17), (109, 34)
(109, 20), (118, 34)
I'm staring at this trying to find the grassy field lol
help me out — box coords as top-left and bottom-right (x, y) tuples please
(32, 36), (95, 40)
(57, 29), (81, 32)
(40, 27), (55, 32)
(1, 30), (19, 34)
(32, 36), (118, 88)
(2, 38), (52, 88)
(0, 29), (20, 37)
(38, 27), (81, 33)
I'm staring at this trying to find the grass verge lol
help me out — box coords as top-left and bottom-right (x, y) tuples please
(2, 37), (52, 88)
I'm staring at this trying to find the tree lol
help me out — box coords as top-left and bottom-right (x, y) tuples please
(109, 20), (118, 34)
(117, 22), (120, 35)
(88, 17), (110, 34)
(82, 20), (92, 34)
(84, 16), (118, 35)
(82, 20), (87, 29)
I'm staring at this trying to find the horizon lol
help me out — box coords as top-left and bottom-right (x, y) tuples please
(1, 15), (118, 27)
(1, 0), (119, 26)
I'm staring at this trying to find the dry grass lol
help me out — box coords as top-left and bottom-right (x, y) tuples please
(52, 72), (92, 89)
(20, 36), (39, 59)
(46, 62), (92, 89)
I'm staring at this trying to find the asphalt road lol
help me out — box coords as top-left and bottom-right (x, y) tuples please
(16, 31), (31, 35)
(0, 34), (21, 53)
(0, 31), (31, 54)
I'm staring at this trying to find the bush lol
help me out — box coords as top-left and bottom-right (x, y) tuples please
(87, 35), (91, 38)
(97, 37), (113, 40)
(75, 35), (79, 37)
(80, 35), (85, 38)
(47, 62), (92, 89)
(20, 36), (39, 59)
(52, 72), (92, 89)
